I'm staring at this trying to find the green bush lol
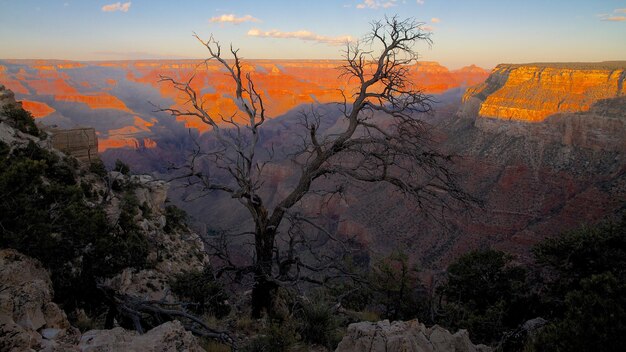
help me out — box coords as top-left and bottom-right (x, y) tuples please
(530, 218), (626, 351)
(531, 272), (626, 352)
(369, 249), (425, 321)
(89, 158), (108, 177)
(241, 323), (296, 352)
(114, 159), (130, 175)
(0, 140), (148, 310)
(296, 299), (341, 349)
(437, 249), (531, 345)
(2, 104), (40, 136)
(170, 267), (231, 318)
(164, 204), (188, 233)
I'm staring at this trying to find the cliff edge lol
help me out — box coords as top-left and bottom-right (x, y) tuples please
(459, 62), (626, 152)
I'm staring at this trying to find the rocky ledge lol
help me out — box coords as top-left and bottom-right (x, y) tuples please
(335, 319), (490, 352)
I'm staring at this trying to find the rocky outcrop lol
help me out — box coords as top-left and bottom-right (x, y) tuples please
(0, 84), (19, 108)
(335, 319), (490, 352)
(459, 62), (626, 152)
(78, 321), (204, 352)
(0, 250), (204, 351)
(0, 249), (80, 352)
(48, 127), (99, 162)
(101, 172), (209, 301)
(462, 62), (625, 122)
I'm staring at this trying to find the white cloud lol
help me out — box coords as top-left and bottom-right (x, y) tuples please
(247, 28), (353, 45)
(417, 0), (425, 4)
(209, 14), (260, 24)
(602, 15), (626, 21)
(101, 2), (131, 13)
(356, 0), (398, 10)
(431, 17), (440, 23)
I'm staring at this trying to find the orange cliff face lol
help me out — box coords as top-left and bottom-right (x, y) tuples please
(461, 62), (626, 122)
(127, 60), (488, 131)
(54, 93), (131, 111)
(20, 100), (55, 118)
(2, 59), (489, 150)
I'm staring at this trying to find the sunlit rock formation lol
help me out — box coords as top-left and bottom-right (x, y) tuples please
(21, 100), (55, 118)
(462, 62), (625, 122)
(0, 59), (488, 151)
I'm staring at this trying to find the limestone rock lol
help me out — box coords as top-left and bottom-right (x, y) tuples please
(102, 172), (209, 301)
(79, 320), (204, 352)
(0, 84), (19, 109)
(334, 319), (490, 352)
(0, 249), (78, 351)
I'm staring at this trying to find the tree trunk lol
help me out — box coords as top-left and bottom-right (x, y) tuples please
(251, 224), (277, 318)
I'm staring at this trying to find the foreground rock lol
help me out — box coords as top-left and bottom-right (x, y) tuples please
(335, 319), (490, 352)
(0, 249), (79, 352)
(79, 320), (204, 352)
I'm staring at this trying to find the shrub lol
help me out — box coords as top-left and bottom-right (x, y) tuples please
(531, 272), (626, 352)
(241, 323), (296, 352)
(164, 204), (188, 233)
(295, 298), (341, 349)
(2, 104), (40, 136)
(114, 158), (131, 175)
(369, 249), (424, 321)
(0, 140), (148, 310)
(530, 218), (626, 351)
(437, 249), (531, 345)
(170, 267), (231, 318)
(89, 158), (108, 177)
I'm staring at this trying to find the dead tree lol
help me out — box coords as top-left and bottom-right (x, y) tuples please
(159, 16), (470, 317)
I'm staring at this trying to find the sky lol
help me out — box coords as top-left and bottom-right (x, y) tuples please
(0, 0), (625, 69)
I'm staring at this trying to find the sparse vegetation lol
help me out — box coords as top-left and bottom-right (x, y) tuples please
(170, 266), (231, 318)
(164, 203), (188, 233)
(114, 158), (131, 175)
(0, 139), (148, 311)
(296, 299), (342, 349)
(2, 104), (40, 136)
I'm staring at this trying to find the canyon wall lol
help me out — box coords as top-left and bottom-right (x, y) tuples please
(461, 62), (625, 122)
(0, 59), (488, 152)
(432, 62), (626, 265)
(460, 62), (626, 152)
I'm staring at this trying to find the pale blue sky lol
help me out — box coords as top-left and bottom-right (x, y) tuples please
(1, 0), (625, 68)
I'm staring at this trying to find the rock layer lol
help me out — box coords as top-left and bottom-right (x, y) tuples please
(0, 59), (488, 150)
(463, 62), (625, 122)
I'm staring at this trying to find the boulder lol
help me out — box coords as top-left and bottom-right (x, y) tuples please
(79, 320), (204, 352)
(0, 249), (79, 351)
(335, 319), (491, 352)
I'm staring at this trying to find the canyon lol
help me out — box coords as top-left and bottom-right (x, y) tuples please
(0, 59), (488, 152)
(1, 59), (625, 268)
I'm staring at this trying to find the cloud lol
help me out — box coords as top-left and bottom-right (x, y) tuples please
(417, 0), (425, 4)
(602, 15), (626, 21)
(431, 17), (440, 23)
(356, 0), (398, 10)
(101, 2), (131, 13)
(247, 28), (353, 45)
(422, 25), (434, 32)
(614, 8), (626, 14)
(209, 14), (260, 24)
